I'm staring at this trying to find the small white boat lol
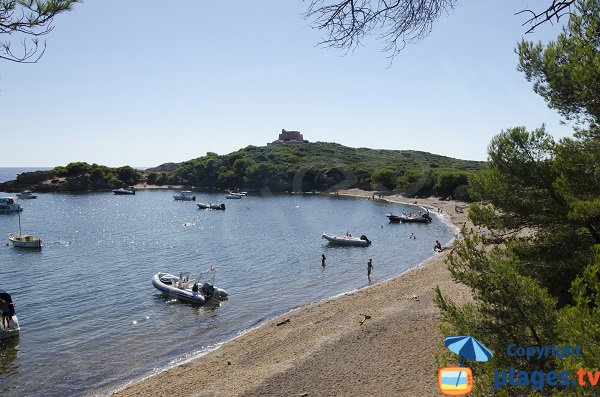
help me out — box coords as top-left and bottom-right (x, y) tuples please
(322, 233), (371, 246)
(0, 290), (20, 340)
(197, 202), (225, 210)
(9, 233), (42, 248)
(113, 187), (135, 195)
(0, 197), (22, 213)
(225, 194), (242, 199)
(152, 272), (228, 305)
(16, 191), (38, 199)
(8, 209), (42, 248)
(173, 191), (196, 201)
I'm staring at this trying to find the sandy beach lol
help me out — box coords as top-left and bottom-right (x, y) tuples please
(111, 190), (472, 397)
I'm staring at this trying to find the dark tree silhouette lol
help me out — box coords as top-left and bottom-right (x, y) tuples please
(0, 0), (79, 63)
(305, 0), (579, 58)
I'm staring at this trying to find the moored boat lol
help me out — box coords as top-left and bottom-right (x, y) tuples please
(0, 197), (22, 213)
(173, 191), (196, 201)
(197, 202), (226, 210)
(113, 187), (135, 195)
(322, 233), (371, 246)
(9, 233), (42, 248)
(0, 290), (20, 340)
(152, 272), (228, 305)
(387, 214), (402, 223)
(16, 191), (38, 199)
(225, 193), (242, 199)
(8, 209), (42, 248)
(393, 212), (432, 223)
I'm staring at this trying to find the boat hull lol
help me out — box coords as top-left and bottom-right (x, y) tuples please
(9, 234), (42, 248)
(322, 233), (370, 246)
(387, 215), (401, 223)
(113, 188), (135, 195)
(0, 315), (20, 340)
(0, 198), (22, 213)
(152, 274), (206, 304)
(16, 193), (37, 199)
(197, 203), (225, 210)
(152, 273), (229, 304)
(388, 214), (432, 223)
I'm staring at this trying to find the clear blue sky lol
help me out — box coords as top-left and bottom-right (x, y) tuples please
(1, 1), (573, 167)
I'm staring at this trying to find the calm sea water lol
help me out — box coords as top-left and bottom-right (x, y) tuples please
(0, 189), (455, 397)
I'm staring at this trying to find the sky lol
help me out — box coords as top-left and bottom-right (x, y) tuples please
(0, 1), (575, 167)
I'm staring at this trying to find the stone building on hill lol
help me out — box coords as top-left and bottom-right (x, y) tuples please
(269, 129), (307, 145)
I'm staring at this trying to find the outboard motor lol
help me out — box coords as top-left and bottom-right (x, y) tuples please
(202, 282), (215, 298)
(220, 203), (226, 210)
(360, 235), (371, 245)
(423, 213), (432, 221)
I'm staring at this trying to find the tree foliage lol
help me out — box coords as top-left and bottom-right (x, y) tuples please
(436, 4), (600, 395)
(517, 0), (600, 126)
(156, 142), (483, 194)
(0, 0), (78, 63)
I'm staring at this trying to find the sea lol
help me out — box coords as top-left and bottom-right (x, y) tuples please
(0, 167), (456, 396)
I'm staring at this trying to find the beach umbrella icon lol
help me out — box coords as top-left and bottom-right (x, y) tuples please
(444, 336), (493, 363)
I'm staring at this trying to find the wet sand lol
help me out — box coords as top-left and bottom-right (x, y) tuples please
(110, 190), (472, 397)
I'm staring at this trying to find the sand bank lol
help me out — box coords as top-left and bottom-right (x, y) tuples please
(110, 190), (472, 397)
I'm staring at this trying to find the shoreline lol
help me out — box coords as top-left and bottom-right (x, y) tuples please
(110, 190), (473, 397)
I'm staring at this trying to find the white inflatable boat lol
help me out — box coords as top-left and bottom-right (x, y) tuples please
(322, 233), (371, 247)
(152, 272), (228, 305)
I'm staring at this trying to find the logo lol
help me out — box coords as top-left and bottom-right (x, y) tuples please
(438, 366), (473, 396)
(438, 336), (493, 396)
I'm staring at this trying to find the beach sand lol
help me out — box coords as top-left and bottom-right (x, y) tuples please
(111, 190), (472, 397)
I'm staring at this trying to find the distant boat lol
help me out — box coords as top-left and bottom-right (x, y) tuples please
(322, 233), (371, 246)
(113, 187), (135, 195)
(16, 191), (37, 200)
(173, 191), (196, 201)
(8, 209), (42, 248)
(0, 197), (22, 213)
(152, 272), (228, 305)
(388, 212), (432, 223)
(197, 202), (225, 210)
(225, 193), (243, 199)
(0, 289), (20, 340)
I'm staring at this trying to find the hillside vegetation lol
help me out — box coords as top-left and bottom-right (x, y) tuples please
(148, 142), (485, 199)
(0, 143), (484, 198)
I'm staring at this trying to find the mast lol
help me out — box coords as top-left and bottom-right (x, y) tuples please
(17, 208), (22, 236)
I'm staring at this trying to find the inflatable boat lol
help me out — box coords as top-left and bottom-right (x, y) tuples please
(152, 272), (228, 305)
(322, 233), (371, 246)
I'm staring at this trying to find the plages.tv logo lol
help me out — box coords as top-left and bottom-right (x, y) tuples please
(438, 335), (493, 396)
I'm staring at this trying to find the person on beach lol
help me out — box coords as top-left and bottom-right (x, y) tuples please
(367, 259), (373, 278)
(434, 240), (443, 252)
(321, 254), (326, 267)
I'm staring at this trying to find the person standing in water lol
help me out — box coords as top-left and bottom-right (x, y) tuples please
(321, 254), (326, 267)
(367, 259), (373, 278)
